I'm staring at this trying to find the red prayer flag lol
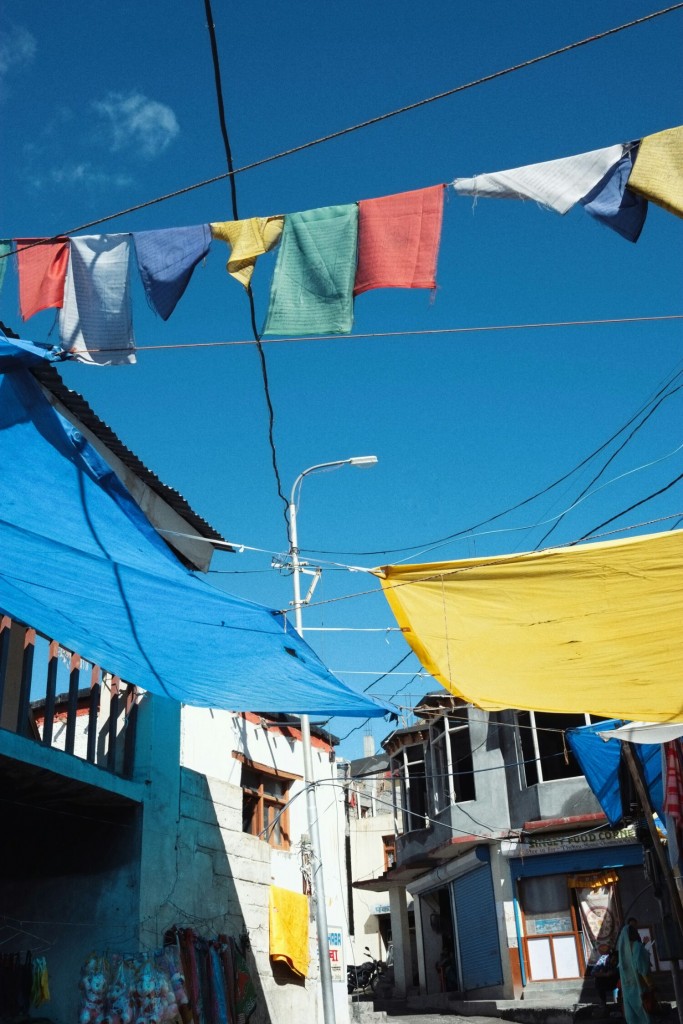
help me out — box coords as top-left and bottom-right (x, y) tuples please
(354, 184), (445, 295)
(16, 237), (70, 320)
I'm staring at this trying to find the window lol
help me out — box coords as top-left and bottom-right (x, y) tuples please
(517, 712), (607, 786)
(429, 713), (476, 813)
(391, 742), (428, 832)
(383, 834), (396, 871)
(240, 761), (294, 849)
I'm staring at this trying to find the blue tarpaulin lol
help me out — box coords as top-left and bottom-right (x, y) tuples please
(567, 719), (663, 825)
(0, 353), (390, 717)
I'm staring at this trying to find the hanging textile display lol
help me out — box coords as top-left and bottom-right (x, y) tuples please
(133, 225), (212, 320)
(78, 935), (256, 1024)
(567, 873), (622, 961)
(263, 204), (358, 336)
(268, 885), (309, 978)
(16, 237), (70, 320)
(663, 740), (683, 842)
(579, 147), (648, 242)
(354, 184), (445, 294)
(627, 125), (683, 218)
(452, 143), (625, 214)
(0, 951), (49, 1016)
(210, 216), (284, 289)
(375, 529), (683, 722)
(0, 241), (11, 295)
(59, 234), (136, 365)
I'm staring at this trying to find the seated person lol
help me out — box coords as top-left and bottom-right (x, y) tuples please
(591, 943), (620, 1011)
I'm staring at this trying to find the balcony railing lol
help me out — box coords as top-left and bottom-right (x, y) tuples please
(0, 615), (138, 778)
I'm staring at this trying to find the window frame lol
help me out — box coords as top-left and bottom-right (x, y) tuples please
(517, 711), (601, 786)
(428, 711), (476, 813)
(234, 753), (300, 850)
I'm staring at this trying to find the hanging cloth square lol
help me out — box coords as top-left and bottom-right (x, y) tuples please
(16, 237), (70, 320)
(210, 216), (284, 289)
(354, 185), (444, 295)
(0, 241), (11, 296)
(263, 204), (358, 336)
(580, 146), (648, 243)
(452, 143), (625, 214)
(268, 886), (309, 978)
(133, 224), (211, 320)
(59, 234), (135, 365)
(627, 125), (683, 218)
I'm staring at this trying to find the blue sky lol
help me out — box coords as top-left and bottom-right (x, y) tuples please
(1, 1), (682, 759)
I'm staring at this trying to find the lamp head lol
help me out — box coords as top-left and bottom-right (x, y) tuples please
(348, 456), (378, 468)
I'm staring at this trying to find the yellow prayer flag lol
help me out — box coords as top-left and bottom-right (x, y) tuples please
(211, 216), (284, 288)
(375, 529), (683, 722)
(628, 126), (683, 218)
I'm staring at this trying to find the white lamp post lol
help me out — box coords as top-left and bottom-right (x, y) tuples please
(288, 456), (378, 1024)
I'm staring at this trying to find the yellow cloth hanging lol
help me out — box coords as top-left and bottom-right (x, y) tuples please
(375, 529), (683, 722)
(210, 216), (284, 288)
(628, 126), (683, 218)
(269, 885), (309, 978)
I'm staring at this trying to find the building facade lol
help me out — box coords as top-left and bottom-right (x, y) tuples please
(355, 694), (667, 1008)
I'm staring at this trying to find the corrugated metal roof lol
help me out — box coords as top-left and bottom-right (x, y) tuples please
(1, 320), (229, 548)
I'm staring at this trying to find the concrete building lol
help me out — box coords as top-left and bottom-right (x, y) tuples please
(0, 355), (351, 1024)
(355, 693), (669, 1011)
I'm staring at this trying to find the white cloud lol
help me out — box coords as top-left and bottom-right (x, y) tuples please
(93, 91), (179, 158)
(28, 162), (134, 192)
(0, 25), (36, 95)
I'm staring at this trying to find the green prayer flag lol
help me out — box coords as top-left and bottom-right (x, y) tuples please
(263, 204), (358, 336)
(0, 241), (10, 295)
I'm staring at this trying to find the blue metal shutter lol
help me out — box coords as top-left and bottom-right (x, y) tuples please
(452, 865), (503, 991)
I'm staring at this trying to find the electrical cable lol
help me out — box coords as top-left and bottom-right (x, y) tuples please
(300, 345), (683, 556)
(534, 379), (683, 549)
(201, 0), (290, 541)
(293, 512), (683, 613)
(3, 2), (681, 249)
(576, 470), (683, 542)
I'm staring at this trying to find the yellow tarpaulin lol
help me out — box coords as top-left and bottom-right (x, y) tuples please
(375, 529), (683, 722)
(269, 885), (309, 978)
(628, 125), (683, 219)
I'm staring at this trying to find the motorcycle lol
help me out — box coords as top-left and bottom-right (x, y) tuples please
(347, 947), (385, 994)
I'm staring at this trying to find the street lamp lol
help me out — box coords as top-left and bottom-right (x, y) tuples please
(288, 456), (378, 1024)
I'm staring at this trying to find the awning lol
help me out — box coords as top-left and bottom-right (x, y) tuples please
(375, 530), (683, 722)
(0, 359), (389, 717)
(598, 722), (683, 744)
(566, 720), (663, 826)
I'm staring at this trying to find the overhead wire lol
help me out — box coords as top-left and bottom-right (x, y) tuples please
(302, 346), (683, 557)
(294, 511), (683, 612)
(534, 377), (683, 549)
(2, 2), (681, 251)
(201, 0), (290, 540)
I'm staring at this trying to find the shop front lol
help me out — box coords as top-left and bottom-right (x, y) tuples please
(507, 827), (659, 987)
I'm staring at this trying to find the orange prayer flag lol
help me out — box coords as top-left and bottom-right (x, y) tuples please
(16, 237), (70, 320)
(354, 184), (444, 295)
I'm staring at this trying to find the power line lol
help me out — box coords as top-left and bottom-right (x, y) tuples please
(201, 0), (290, 540)
(3, 3), (681, 250)
(296, 513), (683, 612)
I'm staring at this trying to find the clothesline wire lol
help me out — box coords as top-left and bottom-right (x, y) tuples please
(2, 2), (681, 255)
(202, 0), (290, 541)
(65, 313), (683, 354)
